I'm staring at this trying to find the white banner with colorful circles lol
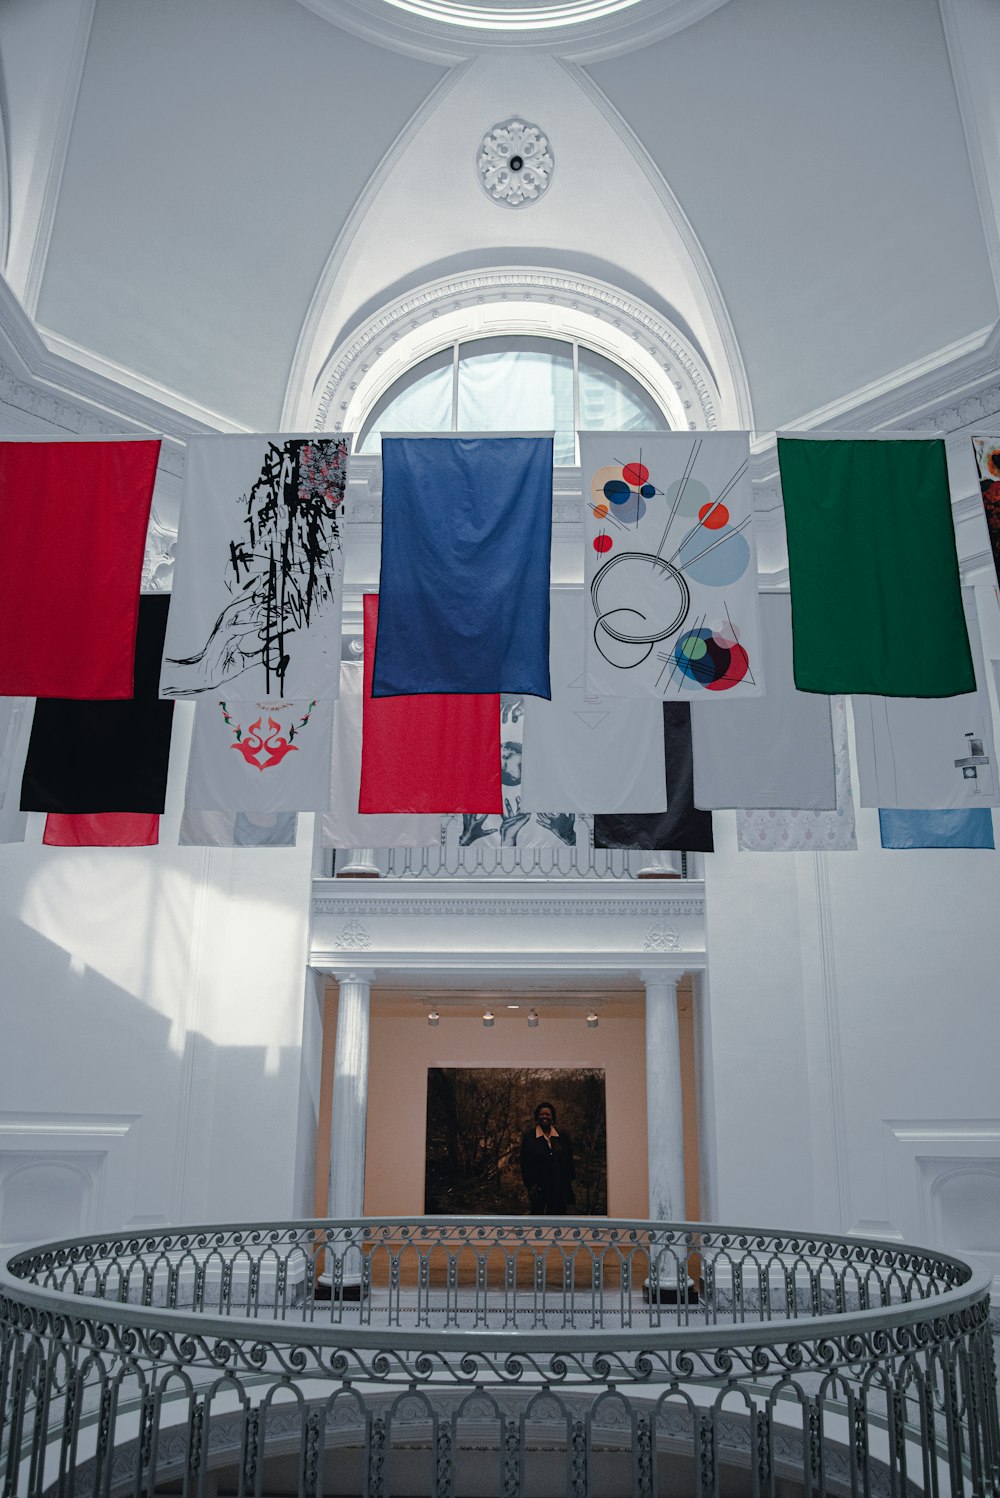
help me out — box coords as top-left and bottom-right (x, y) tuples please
(580, 431), (764, 701)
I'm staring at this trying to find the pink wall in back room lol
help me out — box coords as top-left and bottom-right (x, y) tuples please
(361, 996), (649, 1219)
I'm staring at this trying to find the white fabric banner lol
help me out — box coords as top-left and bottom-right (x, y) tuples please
(320, 662), (440, 848)
(853, 588), (998, 809)
(691, 593), (836, 810)
(185, 696), (334, 813)
(580, 431), (763, 700)
(736, 696), (857, 851)
(459, 694), (582, 849)
(520, 590), (666, 813)
(0, 697), (32, 844)
(179, 810), (298, 847)
(161, 434), (350, 699)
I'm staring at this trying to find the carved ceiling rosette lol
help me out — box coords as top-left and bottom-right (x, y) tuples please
(477, 119), (554, 208)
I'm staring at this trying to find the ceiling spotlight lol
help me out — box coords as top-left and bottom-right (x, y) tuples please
(586, 1011), (599, 1029)
(527, 1009), (539, 1028)
(483, 1010), (495, 1027)
(427, 1010), (439, 1027)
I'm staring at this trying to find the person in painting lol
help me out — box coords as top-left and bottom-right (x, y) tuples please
(520, 1101), (576, 1215)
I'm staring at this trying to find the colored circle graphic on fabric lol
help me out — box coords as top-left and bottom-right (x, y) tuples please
(673, 626), (749, 691)
(666, 475), (710, 518)
(593, 502), (609, 518)
(604, 479), (632, 504)
(622, 462), (649, 486)
(677, 524), (750, 586)
(590, 464), (623, 504)
(593, 533), (613, 553)
(698, 501), (729, 529)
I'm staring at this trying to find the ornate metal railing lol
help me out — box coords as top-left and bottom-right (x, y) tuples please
(1, 1218), (996, 1496)
(333, 820), (690, 881)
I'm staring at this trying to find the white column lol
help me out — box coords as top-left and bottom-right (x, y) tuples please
(636, 851), (683, 878)
(328, 969), (374, 1219)
(643, 970), (686, 1221)
(336, 848), (380, 877)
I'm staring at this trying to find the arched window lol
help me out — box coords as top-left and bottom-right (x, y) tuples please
(356, 335), (670, 466)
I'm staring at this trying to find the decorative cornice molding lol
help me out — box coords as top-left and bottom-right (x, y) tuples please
(0, 278), (225, 468)
(312, 887), (705, 921)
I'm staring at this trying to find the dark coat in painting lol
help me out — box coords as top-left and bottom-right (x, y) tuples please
(519, 1127), (576, 1215)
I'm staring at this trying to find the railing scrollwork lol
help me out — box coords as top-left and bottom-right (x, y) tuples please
(1, 1217), (996, 1495)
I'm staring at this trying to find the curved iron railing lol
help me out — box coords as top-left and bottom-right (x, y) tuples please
(1, 1218), (996, 1496)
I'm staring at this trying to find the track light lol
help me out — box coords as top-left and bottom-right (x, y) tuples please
(586, 1011), (599, 1029)
(482, 1010), (495, 1027)
(427, 1010), (439, 1027)
(527, 1009), (539, 1028)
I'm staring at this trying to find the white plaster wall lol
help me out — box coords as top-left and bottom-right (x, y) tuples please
(0, 714), (319, 1244)
(0, 376), (322, 1243)
(702, 594), (1000, 1277)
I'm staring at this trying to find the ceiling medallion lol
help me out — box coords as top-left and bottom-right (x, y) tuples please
(477, 119), (554, 208)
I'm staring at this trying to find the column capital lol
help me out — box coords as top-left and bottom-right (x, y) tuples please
(640, 969), (684, 992)
(336, 969), (376, 989)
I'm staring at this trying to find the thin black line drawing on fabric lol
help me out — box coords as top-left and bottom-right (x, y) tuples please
(166, 439), (346, 696)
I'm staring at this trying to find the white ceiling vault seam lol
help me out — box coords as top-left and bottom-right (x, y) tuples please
(281, 58), (473, 432)
(559, 57), (752, 432)
(283, 51), (750, 433)
(0, 83), (10, 275)
(0, 0), (97, 317)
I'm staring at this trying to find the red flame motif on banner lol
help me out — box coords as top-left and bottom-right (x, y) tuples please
(230, 716), (299, 771)
(220, 700), (316, 770)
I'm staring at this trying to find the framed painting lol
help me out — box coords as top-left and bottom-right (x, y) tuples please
(424, 1067), (607, 1216)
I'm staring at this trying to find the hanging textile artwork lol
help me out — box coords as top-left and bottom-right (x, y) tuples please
(593, 703), (714, 851)
(579, 431), (762, 701)
(458, 695), (581, 850)
(0, 699), (32, 844)
(519, 590), (666, 813)
(373, 436), (553, 698)
(690, 592), (836, 810)
(972, 437), (1000, 593)
(321, 661), (439, 848)
(778, 434), (973, 696)
(179, 810), (298, 847)
(0, 438), (160, 698)
(853, 588), (998, 809)
(43, 813), (160, 847)
(360, 595), (502, 814)
(736, 696), (857, 851)
(160, 434), (349, 699)
(184, 694), (333, 813)
(878, 808), (994, 850)
(21, 595), (175, 814)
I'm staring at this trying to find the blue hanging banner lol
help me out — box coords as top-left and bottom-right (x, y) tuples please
(373, 435), (553, 699)
(878, 808), (995, 850)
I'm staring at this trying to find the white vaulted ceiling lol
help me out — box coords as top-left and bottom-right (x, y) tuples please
(0, 0), (997, 437)
(26, 0), (447, 428)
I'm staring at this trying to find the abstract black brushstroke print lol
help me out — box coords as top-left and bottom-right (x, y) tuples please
(167, 438), (346, 695)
